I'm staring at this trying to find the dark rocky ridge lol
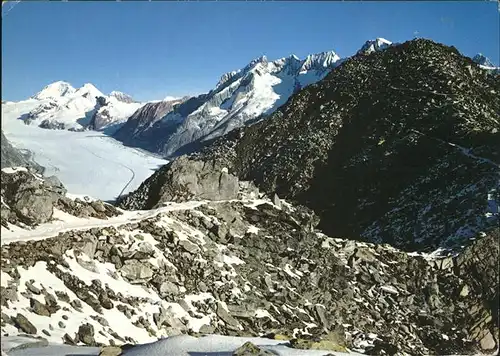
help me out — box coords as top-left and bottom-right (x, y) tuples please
(119, 39), (500, 252)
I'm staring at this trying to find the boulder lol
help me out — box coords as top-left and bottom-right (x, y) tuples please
(159, 281), (181, 296)
(118, 156), (239, 210)
(232, 342), (274, 355)
(120, 261), (154, 283)
(78, 323), (96, 345)
(30, 298), (51, 317)
(99, 346), (123, 356)
(13, 313), (37, 334)
(13, 190), (54, 225)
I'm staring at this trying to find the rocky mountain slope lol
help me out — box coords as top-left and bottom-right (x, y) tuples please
(1, 130), (43, 173)
(113, 97), (189, 149)
(112, 43), (350, 157)
(2, 185), (498, 354)
(15, 82), (142, 132)
(120, 39), (500, 253)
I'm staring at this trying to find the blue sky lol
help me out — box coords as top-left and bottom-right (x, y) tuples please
(2, 1), (499, 102)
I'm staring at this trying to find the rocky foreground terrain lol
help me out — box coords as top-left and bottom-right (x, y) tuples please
(2, 190), (498, 354)
(1, 38), (499, 355)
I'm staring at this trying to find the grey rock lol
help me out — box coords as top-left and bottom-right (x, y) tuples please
(25, 282), (41, 295)
(13, 314), (37, 334)
(132, 241), (155, 259)
(39, 119), (65, 130)
(91, 315), (110, 327)
(216, 302), (241, 331)
(63, 333), (76, 345)
(179, 239), (200, 254)
(78, 323), (96, 345)
(13, 190), (54, 225)
(91, 200), (106, 213)
(119, 156), (239, 209)
(159, 281), (181, 296)
(272, 194), (282, 208)
(30, 298), (51, 317)
(199, 324), (216, 334)
(75, 236), (98, 259)
(99, 345), (123, 356)
(99, 293), (114, 310)
(120, 261), (154, 283)
(70, 299), (83, 312)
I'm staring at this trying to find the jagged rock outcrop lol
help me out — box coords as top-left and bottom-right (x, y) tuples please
(1, 169), (121, 228)
(118, 156), (239, 210)
(120, 39), (500, 252)
(87, 96), (110, 131)
(39, 119), (66, 130)
(1, 130), (43, 173)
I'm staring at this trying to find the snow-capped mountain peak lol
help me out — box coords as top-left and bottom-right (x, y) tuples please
(249, 55), (268, 66)
(31, 81), (76, 100)
(472, 53), (494, 67)
(110, 90), (136, 103)
(19, 82), (143, 132)
(215, 70), (242, 90)
(120, 47), (344, 157)
(299, 50), (341, 73)
(358, 37), (393, 55)
(75, 83), (104, 99)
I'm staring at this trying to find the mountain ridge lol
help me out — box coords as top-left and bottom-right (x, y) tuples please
(112, 42), (357, 157)
(18, 82), (142, 132)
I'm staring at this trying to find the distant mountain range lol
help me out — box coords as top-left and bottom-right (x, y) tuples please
(8, 81), (143, 133)
(114, 46), (344, 156)
(3, 38), (498, 157)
